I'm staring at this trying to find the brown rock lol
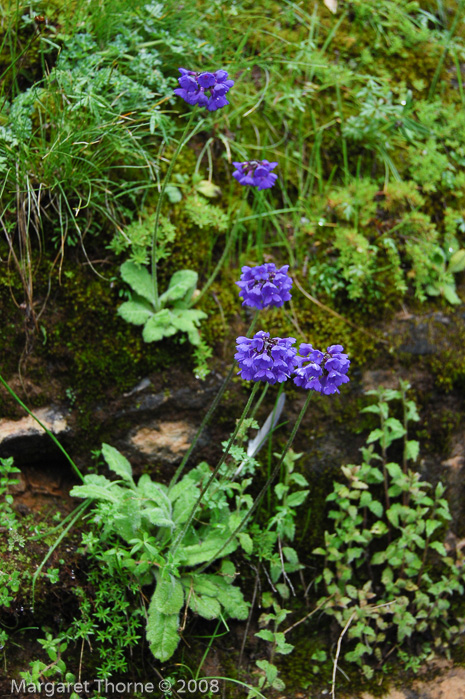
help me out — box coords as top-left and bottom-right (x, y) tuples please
(130, 420), (196, 464)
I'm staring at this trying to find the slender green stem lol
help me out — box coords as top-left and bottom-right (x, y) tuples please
(0, 374), (83, 481)
(196, 390), (313, 574)
(170, 382), (261, 558)
(151, 110), (203, 308)
(32, 499), (91, 610)
(428, 0), (465, 101)
(169, 311), (259, 489)
(188, 198), (248, 309)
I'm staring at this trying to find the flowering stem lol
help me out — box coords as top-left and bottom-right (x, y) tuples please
(0, 373), (84, 481)
(151, 109), (204, 309)
(168, 311), (259, 490)
(196, 390), (313, 574)
(170, 382), (261, 558)
(188, 198), (248, 309)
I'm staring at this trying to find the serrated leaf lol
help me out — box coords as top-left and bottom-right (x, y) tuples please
(113, 492), (141, 542)
(256, 659), (278, 684)
(238, 532), (253, 554)
(196, 180), (221, 198)
(405, 440), (420, 462)
(153, 573), (184, 614)
(165, 184), (182, 203)
(142, 310), (174, 342)
(429, 541), (447, 556)
(101, 443), (134, 483)
(448, 249), (465, 273)
(70, 474), (121, 503)
(117, 297), (154, 325)
(426, 519), (442, 537)
(287, 490), (309, 507)
(442, 284), (461, 305)
(189, 593), (221, 619)
(159, 270), (198, 306)
(368, 500), (383, 518)
(120, 261), (155, 304)
(146, 601), (179, 661)
(178, 533), (238, 566)
(256, 629), (275, 642)
(367, 428), (384, 444)
(145, 507), (174, 528)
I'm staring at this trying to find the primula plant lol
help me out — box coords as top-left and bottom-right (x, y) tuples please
(236, 263), (293, 309)
(70, 444), (250, 662)
(174, 68), (234, 110)
(233, 160), (278, 189)
(117, 261), (207, 346)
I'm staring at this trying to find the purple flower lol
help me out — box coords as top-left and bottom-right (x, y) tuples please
(293, 344), (350, 395)
(235, 331), (297, 385)
(232, 160), (278, 190)
(236, 263), (293, 310)
(174, 68), (234, 111)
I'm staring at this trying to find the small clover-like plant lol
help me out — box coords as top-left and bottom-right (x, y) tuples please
(117, 261), (207, 345)
(315, 382), (465, 679)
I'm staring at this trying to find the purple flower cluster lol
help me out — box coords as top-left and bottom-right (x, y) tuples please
(293, 344), (350, 395)
(232, 160), (278, 190)
(236, 263), (293, 310)
(235, 332), (297, 385)
(174, 68), (234, 111)
(235, 334), (350, 394)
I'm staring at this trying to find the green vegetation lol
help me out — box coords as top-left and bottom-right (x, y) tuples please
(2, 0), (465, 696)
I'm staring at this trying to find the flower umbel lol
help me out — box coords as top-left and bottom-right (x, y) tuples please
(293, 344), (350, 394)
(236, 263), (293, 310)
(174, 68), (234, 111)
(232, 160), (278, 190)
(235, 331), (297, 384)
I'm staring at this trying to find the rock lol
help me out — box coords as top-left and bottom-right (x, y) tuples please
(0, 406), (69, 465)
(130, 420), (196, 464)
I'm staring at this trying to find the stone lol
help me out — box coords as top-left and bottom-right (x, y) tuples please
(0, 406), (69, 464)
(130, 420), (196, 464)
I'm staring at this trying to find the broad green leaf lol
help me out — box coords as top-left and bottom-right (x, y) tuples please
(287, 490), (309, 507)
(172, 488), (200, 524)
(386, 462), (403, 480)
(448, 249), (465, 273)
(178, 533), (238, 566)
(361, 404), (381, 415)
(70, 475), (121, 503)
(117, 297), (154, 325)
(368, 500), (383, 518)
(196, 180), (221, 198)
(120, 261), (155, 304)
(101, 443), (134, 483)
(113, 492), (141, 542)
(238, 532), (253, 554)
(146, 602), (179, 661)
(256, 659), (278, 685)
(159, 270), (198, 306)
(405, 440), (420, 462)
(256, 629), (275, 642)
(442, 284), (461, 305)
(145, 507), (174, 528)
(153, 574), (184, 615)
(142, 310), (175, 342)
(189, 593), (221, 619)
(429, 541), (447, 556)
(165, 184), (182, 203)
(367, 428), (384, 444)
(385, 418), (406, 441)
(371, 551), (386, 565)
